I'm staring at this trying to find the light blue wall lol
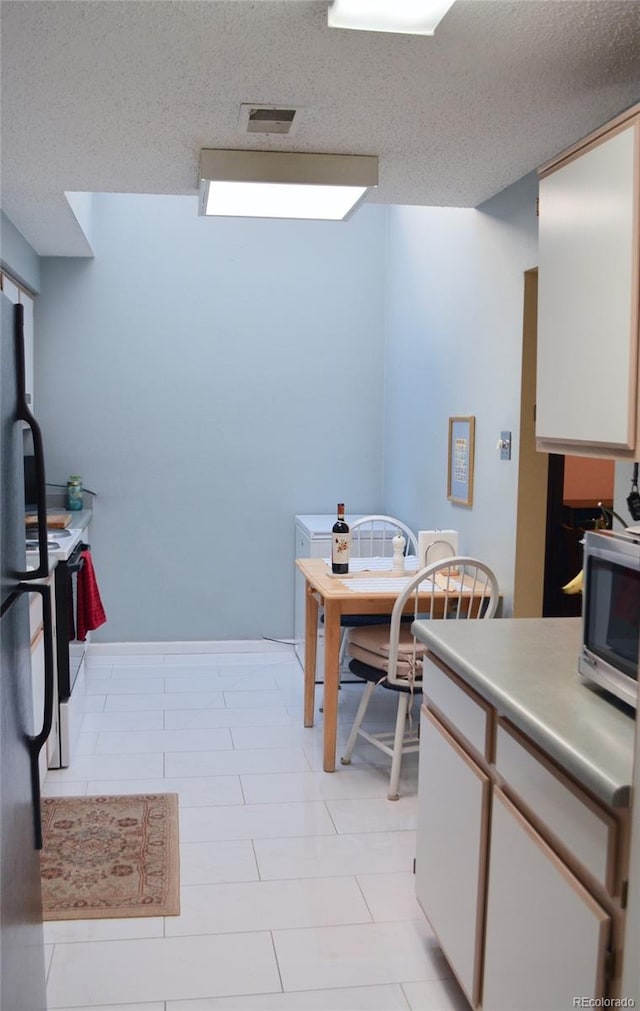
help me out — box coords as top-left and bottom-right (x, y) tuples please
(0, 211), (41, 292)
(382, 173), (540, 611)
(30, 175), (543, 637)
(36, 195), (387, 641)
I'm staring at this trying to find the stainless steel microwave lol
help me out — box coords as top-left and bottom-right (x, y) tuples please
(579, 529), (639, 709)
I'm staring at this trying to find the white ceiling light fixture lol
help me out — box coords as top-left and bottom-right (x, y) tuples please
(198, 150), (378, 221)
(328, 0), (455, 36)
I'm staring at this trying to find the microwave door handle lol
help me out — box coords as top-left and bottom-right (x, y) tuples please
(20, 582), (55, 850)
(14, 304), (48, 581)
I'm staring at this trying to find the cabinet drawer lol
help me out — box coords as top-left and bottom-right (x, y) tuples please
(422, 654), (493, 760)
(495, 721), (617, 893)
(29, 592), (43, 642)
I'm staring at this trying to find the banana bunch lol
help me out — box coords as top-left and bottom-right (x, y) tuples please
(562, 570), (583, 595)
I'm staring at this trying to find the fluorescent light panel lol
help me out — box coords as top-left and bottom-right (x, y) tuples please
(328, 0), (455, 36)
(199, 150), (378, 221)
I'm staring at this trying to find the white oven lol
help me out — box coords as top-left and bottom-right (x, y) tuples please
(52, 538), (90, 766)
(26, 526), (88, 767)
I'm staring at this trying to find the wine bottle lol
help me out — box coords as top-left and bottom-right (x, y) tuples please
(331, 503), (351, 574)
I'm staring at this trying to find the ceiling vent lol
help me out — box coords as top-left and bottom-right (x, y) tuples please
(239, 104), (299, 136)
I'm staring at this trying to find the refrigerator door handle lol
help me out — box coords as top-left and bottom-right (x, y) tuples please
(20, 581), (55, 850)
(14, 304), (49, 582)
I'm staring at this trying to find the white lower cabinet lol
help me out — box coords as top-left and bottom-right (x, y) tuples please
(482, 789), (611, 1011)
(416, 709), (490, 1007)
(416, 671), (627, 1007)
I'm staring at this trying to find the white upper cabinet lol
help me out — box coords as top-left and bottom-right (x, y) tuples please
(20, 293), (35, 410)
(536, 105), (640, 459)
(1, 271), (35, 410)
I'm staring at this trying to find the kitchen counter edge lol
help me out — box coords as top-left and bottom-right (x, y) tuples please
(412, 616), (635, 809)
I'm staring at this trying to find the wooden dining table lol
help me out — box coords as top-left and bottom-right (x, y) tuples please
(296, 556), (458, 772)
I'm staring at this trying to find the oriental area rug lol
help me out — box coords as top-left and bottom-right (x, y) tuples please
(40, 793), (180, 920)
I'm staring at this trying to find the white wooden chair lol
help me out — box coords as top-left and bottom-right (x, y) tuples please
(340, 557), (499, 800)
(350, 515), (418, 560)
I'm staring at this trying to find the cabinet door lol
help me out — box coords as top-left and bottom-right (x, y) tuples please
(30, 582), (60, 773)
(536, 119), (639, 457)
(482, 789), (610, 1011)
(45, 578), (60, 769)
(21, 291), (35, 409)
(1, 275), (21, 303)
(30, 629), (48, 787)
(415, 709), (490, 1007)
(1, 273), (35, 409)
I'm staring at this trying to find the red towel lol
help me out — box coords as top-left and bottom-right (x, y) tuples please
(76, 549), (107, 641)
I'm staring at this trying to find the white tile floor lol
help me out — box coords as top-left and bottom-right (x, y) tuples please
(42, 645), (470, 1011)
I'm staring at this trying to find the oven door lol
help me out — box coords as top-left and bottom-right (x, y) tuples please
(54, 542), (86, 702)
(53, 542), (89, 767)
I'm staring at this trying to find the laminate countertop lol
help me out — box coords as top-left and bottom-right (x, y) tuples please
(411, 617), (636, 808)
(25, 508), (93, 564)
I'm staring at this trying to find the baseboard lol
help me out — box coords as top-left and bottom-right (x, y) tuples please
(87, 639), (295, 656)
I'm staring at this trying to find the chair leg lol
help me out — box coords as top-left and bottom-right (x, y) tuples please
(340, 682), (376, 765)
(338, 628), (349, 670)
(388, 692), (410, 801)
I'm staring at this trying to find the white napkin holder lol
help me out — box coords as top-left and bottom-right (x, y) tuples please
(418, 530), (459, 567)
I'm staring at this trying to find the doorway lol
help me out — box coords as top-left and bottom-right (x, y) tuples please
(543, 453), (615, 616)
(513, 269), (616, 618)
(513, 269), (547, 617)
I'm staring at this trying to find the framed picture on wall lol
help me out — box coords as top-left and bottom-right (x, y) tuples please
(447, 416), (475, 507)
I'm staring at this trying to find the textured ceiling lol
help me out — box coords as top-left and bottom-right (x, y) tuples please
(2, 0), (640, 256)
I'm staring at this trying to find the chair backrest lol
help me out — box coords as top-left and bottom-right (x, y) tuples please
(385, 557), (499, 687)
(350, 515), (418, 558)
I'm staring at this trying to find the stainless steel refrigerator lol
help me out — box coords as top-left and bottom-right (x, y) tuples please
(1, 292), (54, 1011)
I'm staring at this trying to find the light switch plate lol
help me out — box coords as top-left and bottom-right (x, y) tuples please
(499, 431), (512, 461)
